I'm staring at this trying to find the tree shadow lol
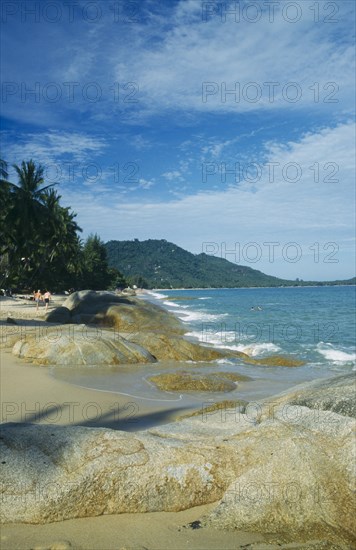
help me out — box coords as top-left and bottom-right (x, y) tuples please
(77, 405), (191, 432)
(1, 402), (193, 432)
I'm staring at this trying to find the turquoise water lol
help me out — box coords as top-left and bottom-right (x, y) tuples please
(52, 286), (355, 411)
(149, 286), (356, 375)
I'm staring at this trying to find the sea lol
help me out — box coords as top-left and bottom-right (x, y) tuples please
(144, 286), (356, 390)
(52, 286), (355, 417)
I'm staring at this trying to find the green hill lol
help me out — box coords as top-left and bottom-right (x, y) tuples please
(105, 239), (356, 289)
(105, 239), (288, 288)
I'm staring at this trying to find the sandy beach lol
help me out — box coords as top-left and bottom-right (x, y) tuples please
(1, 295), (353, 550)
(0, 296), (271, 550)
(1, 352), (336, 550)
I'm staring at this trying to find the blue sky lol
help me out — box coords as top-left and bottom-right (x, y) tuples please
(1, 0), (355, 280)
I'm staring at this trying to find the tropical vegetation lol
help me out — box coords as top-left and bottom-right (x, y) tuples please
(0, 159), (126, 292)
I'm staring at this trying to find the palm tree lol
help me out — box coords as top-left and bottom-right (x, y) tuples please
(0, 158), (8, 180)
(0, 158), (10, 241)
(41, 188), (82, 271)
(0, 158), (10, 230)
(4, 160), (57, 286)
(11, 160), (55, 239)
(0, 159), (13, 287)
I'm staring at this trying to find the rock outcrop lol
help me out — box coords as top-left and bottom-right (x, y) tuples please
(1, 373), (355, 547)
(5, 291), (250, 366)
(148, 371), (251, 392)
(12, 324), (156, 366)
(270, 372), (356, 418)
(248, 355), (305, 367)
(125, 331), (248, 362)
(62, 291), (185, 334)
(45, 306), (71, 324)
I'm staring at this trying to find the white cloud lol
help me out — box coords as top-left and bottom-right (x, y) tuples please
(162, 170), (183, 181)
(3, 130), (106, 164)
(62, 121), (355, 279)
(113, 1), (355, 117)
(138, 178), (155, 189)
(1, 1), (354, 125)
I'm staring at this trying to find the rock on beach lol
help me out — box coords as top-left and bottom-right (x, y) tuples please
(1, 373), (355, 547)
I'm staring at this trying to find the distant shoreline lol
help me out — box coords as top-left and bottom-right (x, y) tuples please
(152, 284), (356, 291)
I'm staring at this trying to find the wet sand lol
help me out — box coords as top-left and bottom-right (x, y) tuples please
(0, 295), (328, 549)
(0, 351), (198, 430)
(0, 347), (271, 549)
(1, 504), (265, 550)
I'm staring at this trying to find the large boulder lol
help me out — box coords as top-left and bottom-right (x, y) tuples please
(247, 355), (305, 367)
(0, 423), (239, 524)
(45, 306), (71, 324)
(125, 331), (249, 362)
(201, 411), (355, 544)
(148, 371), (251, 392)
(62, 290), (130, 313)
(148, 371), (245, 392)
(270, 372), (356, 418)
(12, 324), (156, 366)
(62, 291), (185, 334)
(0, 373), (355, 547)
(97, 301), (184, 334)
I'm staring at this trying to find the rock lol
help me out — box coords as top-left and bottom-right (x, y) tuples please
(247, 355), (305, 367)
(216, 372), (252, 382)
(0, 423), (239, 524)
(148, 372), (238, 392)
(177, 399), (248, 421)
(0, 373), (354, 548)
(0, 324), (37, 350)
(121, 288), (136, 296)
(273, 373), (356, 418)
(62, 290), (116, 312)
(62, 291), (184, 335)
(12, 324), (156, 366)
(126, 332), (248, 362)
(62, 290), (132, 313)
(45, 306), (71, 324)
(71, 313), (97, 325)
(202, 411), (355, 544)
(98, 301), (184, 334)
(148, 371), (251, 392)
(48, 291), (251, 363)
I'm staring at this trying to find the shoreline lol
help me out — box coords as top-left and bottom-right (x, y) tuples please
(0, 298), (277, 549)
(151, 284), (356, 291)
(1, 293), (354, 549)
(1, 292), (352, 426)
(0, 351), (201, 431)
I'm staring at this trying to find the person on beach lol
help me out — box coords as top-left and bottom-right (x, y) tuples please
(34, 290), (42, 312)
(43, 290), (51, 312)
